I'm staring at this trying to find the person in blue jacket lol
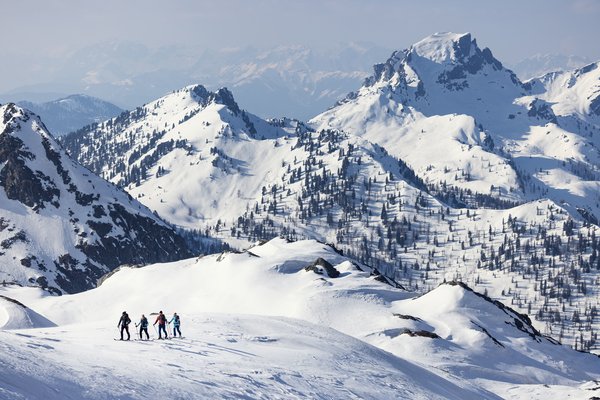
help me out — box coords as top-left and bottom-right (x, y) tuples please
(169, 312), (182, 337)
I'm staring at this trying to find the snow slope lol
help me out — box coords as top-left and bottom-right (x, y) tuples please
(1, 238), (599, 399)
(0, 315), (483, 400)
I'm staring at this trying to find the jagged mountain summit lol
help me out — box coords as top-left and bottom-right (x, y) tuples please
(0, 103), (191, 293)
(1, 238), (599, 399)
(311, 32), (600, 224)
(61, 84), (290, 228)
(18, 94), (122, 136)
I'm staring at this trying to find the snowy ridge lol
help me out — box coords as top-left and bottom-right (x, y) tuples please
(0, 103), (190, 293)
(1, 238), (598, 399)
(528, 61), (600, 124)
(0, 295), (55, 330)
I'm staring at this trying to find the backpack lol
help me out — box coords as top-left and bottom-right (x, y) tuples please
(124, 315), (131, 325)
(174, 315), (180, 325)
(141, 317), (148, 328)
(159, 314), (166, 323)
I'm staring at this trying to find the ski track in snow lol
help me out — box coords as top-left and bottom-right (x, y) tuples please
(0, 315), (491, 400)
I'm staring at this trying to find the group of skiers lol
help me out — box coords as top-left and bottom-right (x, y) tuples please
(117, 311), (181, 340)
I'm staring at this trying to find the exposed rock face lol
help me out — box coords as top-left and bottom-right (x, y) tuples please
(0, 103), (191, 294)
(305, 258), (340, 278)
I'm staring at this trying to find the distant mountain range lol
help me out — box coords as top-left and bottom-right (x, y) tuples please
(3, 43), (595, 124)
(1, 43), (392, 121)
(17, 94), (122, 136)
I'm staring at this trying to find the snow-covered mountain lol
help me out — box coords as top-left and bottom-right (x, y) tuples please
(60, 82), (600, 351)
(528, 61), (600, 125)
(1, 238), (598, 399)
(17, 94), (122, 136)
(0, 103), (191, 293)
(60, 84), (293, 228)
(311, 32), (600, 224)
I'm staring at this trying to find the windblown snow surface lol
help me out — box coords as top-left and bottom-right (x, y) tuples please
(1, 238), (599, 399)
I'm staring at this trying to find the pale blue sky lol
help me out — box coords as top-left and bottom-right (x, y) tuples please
(1, 0), (598, 95)
(3, 0), (598, 61)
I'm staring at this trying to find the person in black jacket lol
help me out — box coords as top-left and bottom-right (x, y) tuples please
(117, 311), (131, 340)
(136, 314), (150, 340)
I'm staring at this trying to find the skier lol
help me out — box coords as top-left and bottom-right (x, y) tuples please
(153, 310), (168, 339)
(117, 311), (131, 341)
(169, 312), (182, 337)
(136, 314), (150, 340)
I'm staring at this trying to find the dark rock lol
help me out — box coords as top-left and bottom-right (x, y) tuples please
(371, 268), (405, 289)
(527, 99), (558, 123)
(590, 95), (600, 117)
(393, 313), (422, 322)
(305, 257), (340, 278)
(1, 230), (28, 249)
(0, 133), (59, 211)
(400, 329), (440, 339)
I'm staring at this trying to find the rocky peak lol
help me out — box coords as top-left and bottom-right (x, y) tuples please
(188, 85), (241, 115)
(366, 32), (519, 92)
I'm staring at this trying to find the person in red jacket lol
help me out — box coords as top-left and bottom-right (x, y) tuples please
(153, 310), (168, 339)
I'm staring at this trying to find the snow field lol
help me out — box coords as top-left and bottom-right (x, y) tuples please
(1, 238), (599, 399)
